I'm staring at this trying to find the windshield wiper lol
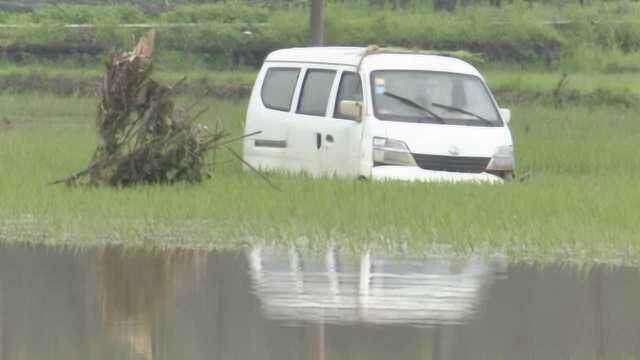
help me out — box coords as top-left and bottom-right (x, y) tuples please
(431, 102), (495, 126)
(382, 91), (445, 124)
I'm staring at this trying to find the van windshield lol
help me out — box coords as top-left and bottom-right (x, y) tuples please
(370, 71), (502, 127)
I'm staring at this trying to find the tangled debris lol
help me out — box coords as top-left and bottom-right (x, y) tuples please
(54, 31), (257, 187)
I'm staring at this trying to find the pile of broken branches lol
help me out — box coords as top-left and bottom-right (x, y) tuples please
(54, 31), (259, 187)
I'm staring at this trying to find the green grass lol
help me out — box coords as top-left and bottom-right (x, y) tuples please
(0, 60), (258, 85)
(0, 93), (639, 263)
(2, 62), (640, 106)
(484, 68), (640, 96)
(3, 1), (640, 68)
(5, 61), (640, 93)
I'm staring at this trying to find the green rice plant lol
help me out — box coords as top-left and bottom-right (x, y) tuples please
(561, 45), (640, 74)
(1, 93), (639, 263)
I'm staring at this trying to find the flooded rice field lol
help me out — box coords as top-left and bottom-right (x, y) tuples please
(1, 243), (639, 359)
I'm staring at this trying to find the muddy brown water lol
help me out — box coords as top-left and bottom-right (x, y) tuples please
(0, 243), (639, 360)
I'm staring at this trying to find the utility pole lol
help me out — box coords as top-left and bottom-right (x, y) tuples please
(310, 0), (325, 46)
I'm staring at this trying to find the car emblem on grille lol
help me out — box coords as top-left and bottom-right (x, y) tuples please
(448, 145), (460, 156)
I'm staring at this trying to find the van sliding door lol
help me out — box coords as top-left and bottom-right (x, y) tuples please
(244, 66), (301, 173)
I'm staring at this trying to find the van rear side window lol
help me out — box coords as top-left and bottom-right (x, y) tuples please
(261, 68), (300, 111)
(297, 69), (336, 117)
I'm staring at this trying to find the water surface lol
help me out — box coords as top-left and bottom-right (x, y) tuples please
(0, 243), (639, 359)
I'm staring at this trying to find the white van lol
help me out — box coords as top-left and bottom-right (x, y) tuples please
(243, 47), (514, 183)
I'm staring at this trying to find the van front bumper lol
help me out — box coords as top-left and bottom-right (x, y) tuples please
(371, 166), (503, 184)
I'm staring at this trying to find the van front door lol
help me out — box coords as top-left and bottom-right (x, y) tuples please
(290, 68), (363, 178)
(289, 68), (337, 176)
(319, 71), (364, 177)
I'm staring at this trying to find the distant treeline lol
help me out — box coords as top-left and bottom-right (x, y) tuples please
(1, 1), (640, 69)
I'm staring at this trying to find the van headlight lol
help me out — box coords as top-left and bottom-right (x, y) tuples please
(372, 137), (417, 167)
(487, 145), (514, 171)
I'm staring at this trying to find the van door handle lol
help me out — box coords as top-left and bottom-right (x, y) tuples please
(316, 133), (322, 149)
(325, 134), (334, 143)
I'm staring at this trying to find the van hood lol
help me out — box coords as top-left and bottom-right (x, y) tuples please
(381, 122), (512, 157)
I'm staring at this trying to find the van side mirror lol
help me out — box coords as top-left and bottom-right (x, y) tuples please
(338, 100), (362, 122)
(499, 108), (511, 124)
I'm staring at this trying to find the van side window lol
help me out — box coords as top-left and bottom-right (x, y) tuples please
(334, 71), (363, 120)
(297, 69), (336, 117)
(261, 67), (300, 111)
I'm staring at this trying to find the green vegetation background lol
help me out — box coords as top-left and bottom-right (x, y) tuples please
(2, 0), (640, 71)
(1, 0), (639, 263)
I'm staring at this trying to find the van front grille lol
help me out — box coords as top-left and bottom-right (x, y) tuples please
(411, 153), (491, 173)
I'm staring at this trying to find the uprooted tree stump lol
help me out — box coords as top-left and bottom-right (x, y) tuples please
(53, 30), (257, 187)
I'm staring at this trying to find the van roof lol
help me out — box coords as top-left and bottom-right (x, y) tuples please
(264, 47), (481, 76)
(266, 47), (367, 66)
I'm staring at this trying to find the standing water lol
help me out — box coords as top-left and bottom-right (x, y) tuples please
(0, 243), (639, 359)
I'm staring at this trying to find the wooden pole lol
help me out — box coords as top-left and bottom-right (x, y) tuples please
(310, 0), (325, 46)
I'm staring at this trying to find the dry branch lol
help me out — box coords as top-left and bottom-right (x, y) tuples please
(53, 30), (253, 187)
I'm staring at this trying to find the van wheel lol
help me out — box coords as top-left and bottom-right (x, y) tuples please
(503, 172), (514, 181)
(357, 175), (369, 182)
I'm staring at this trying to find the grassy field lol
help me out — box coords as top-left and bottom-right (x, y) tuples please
(0, 92), (638, 264)
(484, 69), (640, 96)
(3, 62), (640, 111)
(0, 60), (258, 85)
(6, 61), (640, 92)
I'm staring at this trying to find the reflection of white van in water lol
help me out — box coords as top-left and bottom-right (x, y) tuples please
(243, 47), (515, 183)
(247, 246), (499, 326)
